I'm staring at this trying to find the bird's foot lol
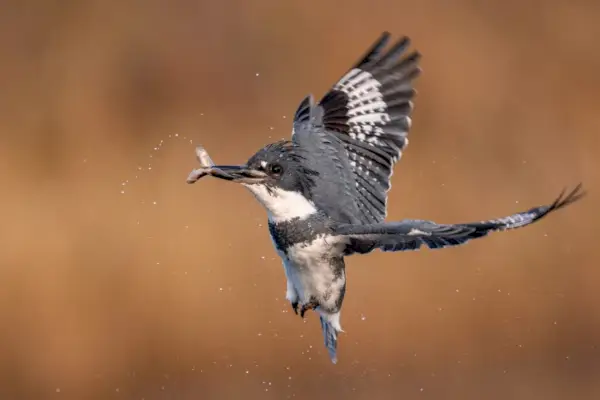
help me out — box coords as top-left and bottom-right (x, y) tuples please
(300, 301), (319, 318)
(291, 301), (299, 315)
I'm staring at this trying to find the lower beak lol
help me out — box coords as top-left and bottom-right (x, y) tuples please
(209, 165), (268, 184)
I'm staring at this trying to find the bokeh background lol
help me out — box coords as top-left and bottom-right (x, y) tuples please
(1, 0), (599, 399)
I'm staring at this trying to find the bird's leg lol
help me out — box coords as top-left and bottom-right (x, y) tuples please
(300, 300), (319, 318)
(285, 276), (300, 315)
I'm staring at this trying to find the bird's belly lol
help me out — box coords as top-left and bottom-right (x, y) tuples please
(282, 257), (329, 304)
(278, 236), (344, 303)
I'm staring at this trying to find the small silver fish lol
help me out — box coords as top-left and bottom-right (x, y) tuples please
(186, 146), (215, 184)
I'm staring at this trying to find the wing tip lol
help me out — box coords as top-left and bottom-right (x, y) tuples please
(521, 183), (586, 225)
(550, 183), (586, 212)
(379, 31), (392, 43)
(355, 32), (418, 69)
(293, 94), (315, 124)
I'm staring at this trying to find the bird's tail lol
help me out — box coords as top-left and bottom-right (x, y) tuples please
(319, 313), (342, 364)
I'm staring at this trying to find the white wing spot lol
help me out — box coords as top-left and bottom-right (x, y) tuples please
(408, 228), (431, 236)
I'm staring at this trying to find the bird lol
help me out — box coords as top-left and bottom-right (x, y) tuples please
(187, 32), (585, 364)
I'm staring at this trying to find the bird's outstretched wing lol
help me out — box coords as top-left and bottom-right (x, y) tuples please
(333, 185), (585, 254)
(292, 32), (421, 224)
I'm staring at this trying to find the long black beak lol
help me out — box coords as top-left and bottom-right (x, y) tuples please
(208, 165), (268, 184)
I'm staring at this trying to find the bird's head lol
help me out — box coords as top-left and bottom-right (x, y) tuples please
(208, 140), (320, 222)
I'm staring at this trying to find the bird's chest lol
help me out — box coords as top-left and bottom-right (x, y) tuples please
(268, 217), (328, 255)
(283, 237), (331, 270)
(270, 223), (342, 265)
(270, 229), (333, 270)
(268, 218), (345, 297)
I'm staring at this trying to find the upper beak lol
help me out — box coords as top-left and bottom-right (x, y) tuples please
(208, 165), (268, 184)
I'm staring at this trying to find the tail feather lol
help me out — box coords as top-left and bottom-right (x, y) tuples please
(320, 316), (339, 364)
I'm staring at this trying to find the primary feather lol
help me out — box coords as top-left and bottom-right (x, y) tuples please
(334, 184), (585, 254)
(292, 32), (421, 225)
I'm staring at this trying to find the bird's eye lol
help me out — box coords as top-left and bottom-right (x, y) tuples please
(269, 164), (283, 174)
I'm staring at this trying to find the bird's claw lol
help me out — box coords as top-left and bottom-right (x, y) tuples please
(291, 301), (299, 315)
(300, 301), (318, 318)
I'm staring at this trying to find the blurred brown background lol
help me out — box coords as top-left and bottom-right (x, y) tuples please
(1, 0), (599, 399)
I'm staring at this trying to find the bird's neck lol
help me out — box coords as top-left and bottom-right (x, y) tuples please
(242, 184), (318, 223)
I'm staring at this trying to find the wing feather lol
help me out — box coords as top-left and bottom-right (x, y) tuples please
(334, 185), (585, 254)
(292, 32), (421, 224)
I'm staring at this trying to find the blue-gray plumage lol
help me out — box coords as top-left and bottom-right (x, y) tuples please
(187, 32), (585, 364)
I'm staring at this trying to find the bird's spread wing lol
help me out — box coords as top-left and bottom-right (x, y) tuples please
(332, 185), (585, 254)
(292, 32), (421, 224)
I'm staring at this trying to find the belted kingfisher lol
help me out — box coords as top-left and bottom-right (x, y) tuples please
(187, 32), (585, 364)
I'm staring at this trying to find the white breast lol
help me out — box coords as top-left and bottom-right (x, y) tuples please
(243, 184), (317, 223)
(280, 235), (346, 304)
